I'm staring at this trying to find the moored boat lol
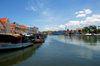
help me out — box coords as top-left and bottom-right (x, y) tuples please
(34, 39), (44, 43)
(0, 33), (34, 50)
(34, 33), (45, 43)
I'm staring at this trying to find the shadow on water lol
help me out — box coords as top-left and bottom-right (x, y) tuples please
(0, 44), (42, 66)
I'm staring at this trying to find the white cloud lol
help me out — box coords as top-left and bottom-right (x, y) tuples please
(42, 24), (67, 31)
(67, 14), (100, 29)
(36, 16), (59, 22)
(75, 9), (92, 18)
(25, 6), (37, 12)
(67, 21), (80, 27)
(85, 9), (92, 14)
(42, 10), (50, 16)
(26, 0), (44, 12)
(31, 6), (37, 11)
(59, 25), (66, 30)
(42, 25), (59, 31)
(75, 11), (84, 14)
(42, 14), (100, 31)
(81, 14), (100, 25)
(38, 2), (44, 8)
(76, 14), (86, 18)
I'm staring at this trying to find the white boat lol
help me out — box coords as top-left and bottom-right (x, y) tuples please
(85, 33), (92, 36)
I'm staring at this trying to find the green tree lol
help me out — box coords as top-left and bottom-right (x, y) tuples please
(82, 27), (90, 33)
(82, 25), (97, 34)
(89, 25), (97, 34)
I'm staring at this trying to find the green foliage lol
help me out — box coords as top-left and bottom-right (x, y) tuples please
(97, 29), (100, 33)
(82, 25), (98, 34)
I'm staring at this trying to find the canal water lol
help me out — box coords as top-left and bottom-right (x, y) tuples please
(0, 35), (100, 66)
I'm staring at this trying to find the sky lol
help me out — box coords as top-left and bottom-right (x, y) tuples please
(0, 0), (100, 31)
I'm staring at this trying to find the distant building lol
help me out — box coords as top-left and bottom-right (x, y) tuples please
(0, 18), (10, 33)
(76, 28), (83, 34)
(48, 31), (52, 34)
(97, 26), (100, 29)
(76, 28), (83, 31)
(52, 30), (65, 35)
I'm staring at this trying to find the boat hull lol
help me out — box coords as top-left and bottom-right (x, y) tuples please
(34, 39), (44, 43)
(0, 43), (33, 51)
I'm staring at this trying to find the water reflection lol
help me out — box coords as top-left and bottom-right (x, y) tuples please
(0, 44), (42, 66)
(64, 35), (100, 46)
(0, 35), (100, 66)
(54, 35), (100, 51)
(78, 36), (97, 46)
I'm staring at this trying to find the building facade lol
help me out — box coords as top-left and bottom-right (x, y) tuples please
(0, 18), (10, 33)
(0, 20), (5, 33)
(10, 22), (21, 34)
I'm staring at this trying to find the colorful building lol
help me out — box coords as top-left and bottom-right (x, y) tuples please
(29, 27), (35, 34)
(0, 18), (39, 34)
(76, 28), (83, 34)
(0, 20), (5, 33)
(10, 22), (21, 34)
(33, 27), (38, 33)
(10, 23), (16, 34)
(29, 27), (39, 34)
(76, 28), (83, 31)
(0, 18), (10, 33)
(21, 25), (30, 33)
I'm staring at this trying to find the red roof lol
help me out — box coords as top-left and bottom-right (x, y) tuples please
(0, 18), (8, 23)
(21, 25), (30, 29)
(0, 18), (8, 28)
(21, 25), (27, 28)
(77, 28), (83, 31)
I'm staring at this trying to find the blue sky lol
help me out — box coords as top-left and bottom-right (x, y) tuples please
(0, 0), (100, 31)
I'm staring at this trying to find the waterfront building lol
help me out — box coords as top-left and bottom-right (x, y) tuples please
(0, 18), (38, 34)
(10, 24), (15, 34)
(76, 28), (83, 34)
(33, 27), (38, 33)
(15, 24), (21, 34)
(0, 20), (5, 33)
(10, 22), (21, 34)
(0, 18), (10, 33)
(29, 27), (39, 34)
(29, 27), (35, 34)
(76, 28), (83, 31)
(65, 29), (70, 35)
(21, 25), (30, 33)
